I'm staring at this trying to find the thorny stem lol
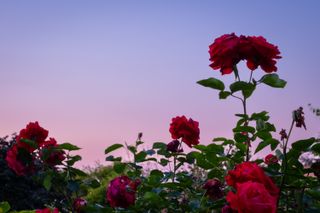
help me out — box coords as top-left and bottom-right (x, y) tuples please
(277, 119), (295, 209)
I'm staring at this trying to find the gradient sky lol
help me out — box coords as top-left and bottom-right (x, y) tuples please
(0, 1), (319, 167)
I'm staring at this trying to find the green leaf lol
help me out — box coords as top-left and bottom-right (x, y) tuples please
(66, 155), (82, 166)
(311, 143), (320, 154)
(113, 162), (126, 174)
(83, 178), (101, 188)
(152, 142), (167, 149)
(233, 126), (255, 134)
(150, 169), (164, 178)
(255, 131), (272, 140)
(105, 155), (122, 161)
(236, 142), (246, 153)
(193, 145), (207, 151)
(212, 137), (227, 142)
(196, 157), (214, 169)
(292, 138), (316, 151)
(234, 133), (248, 143)
(250, 111), (269, 121)
(69, 167), (88, 177)
(160, 158), (169, 166)
(229, 81), (255, 98)
(135, 151), (147, 162)
(104, 144), (123, 155)
(256, 119), (266, 131)
(0, 202), (10, 213)
(255, 139), (280, 154)
(207, 144), (224, 154)
(219, 91), (231, 99)
(43, 173), (52, 191)
(197, 78), (225, 90)
(58, 143), (81, 151)
(259, 74), (287, 88)
(20, 138), (38, 149)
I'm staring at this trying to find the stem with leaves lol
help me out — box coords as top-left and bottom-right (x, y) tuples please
(277, 119), (295, 209)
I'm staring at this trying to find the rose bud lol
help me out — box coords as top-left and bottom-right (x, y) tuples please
(166, 140), (183, 153)
(203, 178), (224, 200)
(264, 154), (278, 165)
(222, 205), (235, 213)
(73, 197), (87, 212)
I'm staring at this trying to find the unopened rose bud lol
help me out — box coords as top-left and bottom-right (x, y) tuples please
(166, 140), (183, 153)
(73, 198), (87, 213)
(138, 132), (143, 140)
(222, 205), (234, 213)
(203, 178), (224, 200)
(264, 154), (278, 165)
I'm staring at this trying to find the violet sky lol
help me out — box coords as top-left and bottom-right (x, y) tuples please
(0, 1), (319, 167)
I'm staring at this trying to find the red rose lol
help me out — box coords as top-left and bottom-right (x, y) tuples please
(242, 36), (281, 73)
(264, 154), (278, 165)
(209, 33), (281, 74)
(221, 205), (235, 213)
(209, 33), (242, 75)
(73, 197), (87, 213)
(166, 140), (183, 153)
(40, 138), (65, 167)
(225, 162), (279, 197)
(16, 121), (49, 152)
(35, 208), (59, 213)
(203, 178), (224, 200)
(169, 116), (200, 147)
(226, 181), (277, 213)
(106, 176), (140, 208)
(5, 144), (34, 176)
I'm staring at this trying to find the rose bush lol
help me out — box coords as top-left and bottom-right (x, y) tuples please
(1, 33), (320, 212)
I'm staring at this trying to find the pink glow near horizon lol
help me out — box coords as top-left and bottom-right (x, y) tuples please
(0, 1), (319, 167)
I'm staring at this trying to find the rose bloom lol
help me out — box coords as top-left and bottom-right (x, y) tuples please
(221, 205), (235, 213)
(226, 181), (277, 213)
(40, 138), (65, 167)
(106, 176), (140, 208)
(203, 178), (224, 200)
(169, 116), (200, 147)
(166, 140), (183, 153)
(225, 162), (279, 197)
(35, 208), (59, 213)
(5, 144), (34, 176)
(73, 198), (87, 213)
(209, 33), (242, 75)
(242, 35), (281, 73)
(209, 33), (281, 75)
(16, 121), (49, 152)
(264, 154), (278, 165)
